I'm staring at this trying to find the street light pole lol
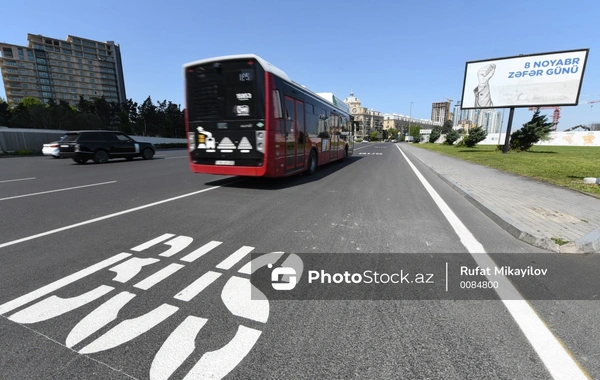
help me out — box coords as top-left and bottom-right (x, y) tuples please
(408, 102), (413, 141)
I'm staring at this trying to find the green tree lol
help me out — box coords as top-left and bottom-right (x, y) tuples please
(509, 110), (554, 151)
(410, 126), (421, 142)
(464, 126), (487, 147)
(0, 98), (11, 126)
(429, 126), (441, 143)
(444, 130), (461, 145)
(441, 119), (453, 134)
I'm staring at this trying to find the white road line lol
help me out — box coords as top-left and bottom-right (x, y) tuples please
(150, 315), (208, 380)
(180, 241), (223, 263)
(164, 156), (188, 159)
(221, 276), (269, 323)
(0, 177), (36, 184)
(397, 145), (590, 380)
(134, 263), (185, 290)
(216, 246), (254, 270)
(158, 235), (194, 257)
(0, 252), (131, 315)
(0, 181), (117, 201)
(174, 271), (222, 302)
(79, 303), (179, 354)
(0, 185), (224, 249)
(131, 233), (175, 252)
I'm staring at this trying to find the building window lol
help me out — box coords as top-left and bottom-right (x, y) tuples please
(4, 60), (17, 66)
(83, 47), (96, 53)
(36, 58), (47, 64)
(63, 49), (72, 55)
(7, 75), (20, 80)
(2, 48), (13, 58)
(40, 79), (50, 84)
(38, 72), (49, 78)
(42, 92), (52, 97)
(75, 51), (83, 57)
(61, 42), (71, 48)
(41, 85), (51, 91)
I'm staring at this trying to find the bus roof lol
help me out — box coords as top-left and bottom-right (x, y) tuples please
(183, 54), (291, 81)
(183, 54), (350, 115)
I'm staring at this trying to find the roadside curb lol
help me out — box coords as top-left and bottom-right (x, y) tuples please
(411, 156), (600, 254)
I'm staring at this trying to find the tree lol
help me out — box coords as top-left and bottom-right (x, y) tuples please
(441, 119), (453, 134)
(0, 98), (11, 126)
(589, 122), (600, 131)
(429, 126), (441, 143)
(444, 130), (461, 145)
(509, 110), (554, 151)
(463, 126), (487, 147)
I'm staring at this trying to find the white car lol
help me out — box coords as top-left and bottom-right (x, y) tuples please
(42, 141), (61, 158)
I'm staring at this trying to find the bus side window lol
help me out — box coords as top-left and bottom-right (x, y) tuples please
(273, 90), (284, 134)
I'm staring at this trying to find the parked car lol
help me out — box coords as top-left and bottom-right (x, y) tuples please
(59, 130), (155, 164)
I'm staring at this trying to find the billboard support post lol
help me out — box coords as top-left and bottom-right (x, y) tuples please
(502, 107), (515, 154)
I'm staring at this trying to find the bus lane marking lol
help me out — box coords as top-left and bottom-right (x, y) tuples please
(0, 181), (117, 202)
(0, 233), (301, 380)
(0, 177), (36, 184)
(396, 144), (590, 380)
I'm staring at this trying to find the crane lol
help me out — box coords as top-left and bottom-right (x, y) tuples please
(584, 99), (600, 108)
(528, 106), (561, 130)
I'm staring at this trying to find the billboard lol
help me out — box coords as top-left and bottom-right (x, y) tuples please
(460, 49), (589, 110)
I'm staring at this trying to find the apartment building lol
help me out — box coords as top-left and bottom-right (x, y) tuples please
(0, 33), (126, 107)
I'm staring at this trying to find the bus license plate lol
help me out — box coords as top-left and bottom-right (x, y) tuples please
(216, 160), (234, 166)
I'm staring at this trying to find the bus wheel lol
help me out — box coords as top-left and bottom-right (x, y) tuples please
(306, 149), (317, 176)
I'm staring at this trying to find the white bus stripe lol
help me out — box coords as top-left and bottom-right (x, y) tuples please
(216, 246), (254, 270)
(180, 241), (223, 263)
(134, 264), (185, 290)
(397, 145), (590, 380)
(174, 271), (222, 302)
(0, 252), (130, 315)
(0, 181), (117, 202)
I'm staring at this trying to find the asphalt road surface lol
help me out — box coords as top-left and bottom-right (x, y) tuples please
(0, 144), (598, 380)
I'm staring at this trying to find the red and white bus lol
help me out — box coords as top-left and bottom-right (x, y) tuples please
(183, 54), (354, 177)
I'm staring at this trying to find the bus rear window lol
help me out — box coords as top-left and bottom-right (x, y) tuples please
(186, 59), (264, 122)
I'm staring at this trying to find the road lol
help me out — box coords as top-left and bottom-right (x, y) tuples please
(0, 144), (598, 380)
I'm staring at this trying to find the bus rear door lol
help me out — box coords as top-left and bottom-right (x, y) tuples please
(284, 96), (305, 173)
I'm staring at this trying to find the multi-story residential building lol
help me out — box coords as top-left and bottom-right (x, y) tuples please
(0, 33), (126, 108)
(431, 101), (452, 124)
(453, 101), (503, 133)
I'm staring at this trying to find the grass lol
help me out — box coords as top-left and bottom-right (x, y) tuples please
(411, 143), (600, 197)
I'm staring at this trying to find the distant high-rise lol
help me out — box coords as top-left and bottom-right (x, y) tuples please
(431, 102), (451, 124)
(0, 33), (126, 107)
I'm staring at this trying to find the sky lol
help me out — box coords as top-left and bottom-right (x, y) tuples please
(2, 0), (600, 131)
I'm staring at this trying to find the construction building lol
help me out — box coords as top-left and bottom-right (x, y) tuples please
(0, 33), (126, 107)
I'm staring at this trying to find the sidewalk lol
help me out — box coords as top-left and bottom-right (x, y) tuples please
(400, 143), (600, 254)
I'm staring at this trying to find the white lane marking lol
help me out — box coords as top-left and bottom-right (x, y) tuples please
(164, 156), (188, 159)
(182, 325), (262, 380)
(174, 271), (222, 302)
(131, 233), (175, 252)
(0, 185), (224, 249)
(79, 303), (179, 354)
(109, 257), (160, 283)
(0, 177), (36, 184)
(66, 291), (137, 348)
(216, 246), (254, 270)
(0, 181), (117, 202)
(180, 241), (223, 263)
(397, 145), (590, 380)
(9, 285), (114, 324)
(134, 263), (185, 290)
(150, 316), (208, 380)
(159, 235), (194, 257)
(221, 276), (269, 323)
(0, 252), (130, 315)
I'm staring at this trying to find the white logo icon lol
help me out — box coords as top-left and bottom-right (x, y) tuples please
(236, 93), (252, 101)
(235, 105), (250, 116)
(268, 263), (298, 290)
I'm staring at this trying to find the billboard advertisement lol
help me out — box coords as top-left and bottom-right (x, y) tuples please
(460, 49), (589, 110)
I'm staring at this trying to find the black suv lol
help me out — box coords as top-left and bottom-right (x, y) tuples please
(59, 130), (155, 164)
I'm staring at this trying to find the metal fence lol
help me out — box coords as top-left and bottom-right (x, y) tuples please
(0, 128), (187, 153)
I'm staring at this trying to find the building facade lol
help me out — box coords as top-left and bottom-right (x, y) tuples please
(0, 33), (126, 107)
(431, 101), (452, 124)
(453, 101), (503, 134)
(344, 92), (384, 139)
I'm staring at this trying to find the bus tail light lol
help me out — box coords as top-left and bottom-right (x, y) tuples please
(256, 131), (265, 153)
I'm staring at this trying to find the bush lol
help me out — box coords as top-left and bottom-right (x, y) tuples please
(429, 127), (441, 143)
(464, 126), (487, 148)
(444, 130), (461, 145)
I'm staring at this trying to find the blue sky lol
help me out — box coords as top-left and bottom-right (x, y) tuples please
(2, 0), (600, 131)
